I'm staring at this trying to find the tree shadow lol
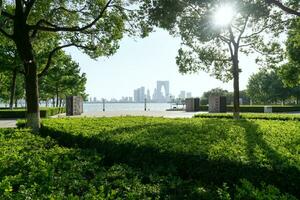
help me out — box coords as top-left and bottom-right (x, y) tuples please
(39, 118), (300, 198)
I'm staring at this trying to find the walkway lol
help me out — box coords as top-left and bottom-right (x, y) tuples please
(0, 119), (18, 128)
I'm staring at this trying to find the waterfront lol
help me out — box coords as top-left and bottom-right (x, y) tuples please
(83, 103), (174, 113)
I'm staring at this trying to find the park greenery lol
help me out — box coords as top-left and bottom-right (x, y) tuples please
(0, 0), (300, 198)
(0, 116), (297, 199)
(0, 0), (299, 129)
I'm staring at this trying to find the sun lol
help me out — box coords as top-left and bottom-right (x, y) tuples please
(213, 5), (235, 27)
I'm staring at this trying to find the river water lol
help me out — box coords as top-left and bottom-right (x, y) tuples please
(83, 103), (173, 113)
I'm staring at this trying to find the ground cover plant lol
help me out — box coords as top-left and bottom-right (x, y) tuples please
(35, 117), (300, 199)
(0, 107), (65, 118)
(194, 113), (300, 121)
(199, 105), (300, 113)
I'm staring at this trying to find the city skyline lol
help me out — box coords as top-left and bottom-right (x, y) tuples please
(66, 29), (260, 100)
(88, 80), (192, 103)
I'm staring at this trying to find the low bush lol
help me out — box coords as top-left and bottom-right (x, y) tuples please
(194, 113), (300, 121)
(199, 105), (300, 113)
(36, 117), (300, 199)
(0, 107), (65, 119)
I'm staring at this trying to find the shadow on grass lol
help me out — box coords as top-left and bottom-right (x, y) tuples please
(39, 119), (300, 198)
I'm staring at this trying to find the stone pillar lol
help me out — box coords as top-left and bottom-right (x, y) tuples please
(66, 96), (83, 116)
(209, 96), (227, 113)
(185, 98), (200, 112)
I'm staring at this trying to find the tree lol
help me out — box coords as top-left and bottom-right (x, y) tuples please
(265, 0), (300, 16)
(144, 0), (281, 119)
(201, 88), (230, 105)
(278, 18), (300, 87)
(39, 52), (87, 107)
(0, 0), (148, 131)
(0, 35), (24, 109)
(247, 70), (290, 104)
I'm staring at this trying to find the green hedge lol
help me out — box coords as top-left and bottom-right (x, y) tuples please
(0, 107), (65, 118)
(199, 105), (300, 113)
(2, 126), (297, 199)
(34, 117), (300, 199)
(194, 113), (300, 121)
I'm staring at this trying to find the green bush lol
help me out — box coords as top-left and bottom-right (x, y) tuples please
(36, 117), (300, 199)
(198, 105), (300, 113)
(194, 113), (300, 121)
(0, 107), (65, 119)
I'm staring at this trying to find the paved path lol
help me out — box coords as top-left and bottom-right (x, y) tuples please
(0, 119), (18, 128)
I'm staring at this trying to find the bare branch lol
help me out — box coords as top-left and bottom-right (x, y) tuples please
(266, 0), (300, 16)
(29, 0), (113, 33)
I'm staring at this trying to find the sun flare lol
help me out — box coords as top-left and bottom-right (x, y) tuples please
(214, 5), (235, 26)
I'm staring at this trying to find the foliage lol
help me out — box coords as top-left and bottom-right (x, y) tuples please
(194, 112), (300, 121)
(278, 18), (300, 87)
(199, 105), (300, 113)
(31, 116), (300, 198)
(39, 52), (87, 104)
(0, 107), (65, 119)
(2, 117), (300, 198)
(247, 69), (290, 104)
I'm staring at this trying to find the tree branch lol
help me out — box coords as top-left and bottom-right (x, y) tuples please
(266, 0), (300, 16)
(0, 28), (13, 39)
(38, 43), (96, 78)
(1, 11), (15, 20)
(29, 0), (113, 33)
(38, 44), (74, 78)
(24, 0), (36, 17)
(237, 14), (250, 45)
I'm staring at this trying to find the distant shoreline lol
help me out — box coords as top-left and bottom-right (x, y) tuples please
(84, 102), (170, 104)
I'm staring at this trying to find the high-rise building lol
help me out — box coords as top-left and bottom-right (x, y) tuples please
(186, 92), (192, 98)
(147, 89), (151, 101)
(152, 81), (170, 102)
(134, 87), (146, 103)
(179, 91), (186, 99)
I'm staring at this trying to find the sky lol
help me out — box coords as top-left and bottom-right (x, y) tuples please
(66, 29), (260, 100)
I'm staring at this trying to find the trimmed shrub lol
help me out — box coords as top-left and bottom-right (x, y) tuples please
(0, 107), (65, 119)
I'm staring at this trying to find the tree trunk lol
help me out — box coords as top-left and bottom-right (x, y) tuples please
(24, 64), (40, 132)
(9, 68), (17, 110)
(14, 7), (40, 132)
(59, 98), (62, 107)
(232, 54), (240, 120)
(56, 90), (59, 107)
(15, 99), (18, 108)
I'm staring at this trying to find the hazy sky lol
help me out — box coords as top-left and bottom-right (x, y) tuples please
(66, 29), (260, 100)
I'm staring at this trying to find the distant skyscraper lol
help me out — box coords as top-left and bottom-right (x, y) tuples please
(179, 91), (186, 99)
(186, 92), (192, 98)
(147, 89), (151, 101)
(152, 81), (170, 102)
(134, 87), (146, 103)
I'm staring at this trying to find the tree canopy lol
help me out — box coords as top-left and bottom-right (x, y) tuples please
(0, 0), (151, 131)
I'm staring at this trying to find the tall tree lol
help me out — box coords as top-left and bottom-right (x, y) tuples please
(278, 18), (300, 87)
(0, 0), (148, 131)
(247, 69), (290, 104)
(143, 0), (281, 119)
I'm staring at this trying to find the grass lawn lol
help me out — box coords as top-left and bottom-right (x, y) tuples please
(1, 116), (300, 199)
